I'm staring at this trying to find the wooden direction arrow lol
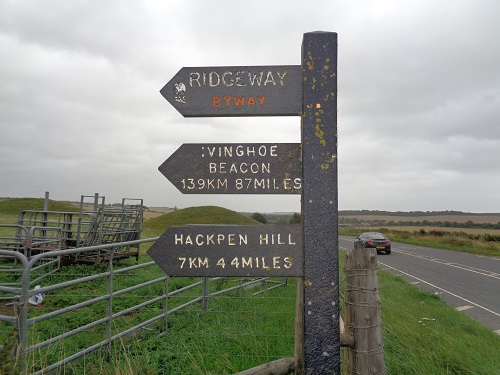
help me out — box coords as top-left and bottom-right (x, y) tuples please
(160, 65), (301, 117)
(147, 225), (303, 277)
(159, 143), (302, 194)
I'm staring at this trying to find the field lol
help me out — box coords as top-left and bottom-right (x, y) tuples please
(362, 225), (500, 236)
(143, 207), (175, 220)
(1, 199), (500, 373)
(339, 214), (500, 224)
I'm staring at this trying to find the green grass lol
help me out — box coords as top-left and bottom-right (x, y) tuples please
(0, 198), (81, 232)
(1, 203), (500, 373)
(0, 198), (80, 216)
(53, 250), (500, 374)
(338, 251), (500, 374)
(0, 205), (266, 374)
(378, 271), (500, 374)
(64, 281), (296, 374)
(143, 206), (260, 230)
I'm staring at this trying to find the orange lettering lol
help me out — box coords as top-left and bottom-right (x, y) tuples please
(213, 96), (221, 107)
(258, 96), (266, 106)
(234, 96), (245, 106)
(247, 96), (256, 106)
(224, 96), (232, 106)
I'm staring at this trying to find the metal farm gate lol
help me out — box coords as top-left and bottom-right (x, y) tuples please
(0, 238), (287, 374)
(5, 194), (143, 266)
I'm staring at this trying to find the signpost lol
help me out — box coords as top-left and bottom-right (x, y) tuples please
(301, 32), (339, 373)
(147, 225), (302, 277)
(158, 143), (302, 194)
(160, 65), (301, 117)
(152, 31), (339, 374)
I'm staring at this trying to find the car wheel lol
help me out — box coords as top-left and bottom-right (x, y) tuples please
(386, 250), (391, 255)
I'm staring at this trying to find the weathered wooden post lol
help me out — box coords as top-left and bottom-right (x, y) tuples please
(300, 31), (340, 374)
(344, 248), (386, 374)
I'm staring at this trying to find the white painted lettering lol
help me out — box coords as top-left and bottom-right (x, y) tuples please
(261, 257), (270, 270)
(175, 234), (183, 245)
(270, 145), (277, 156)
(189, 70), (289, 88)
(207, 234), (215, 245)
(294, 178), (302, 190)
(277, 234), (285, 245)
(248, 71), (264, 86)
(239, 234), (248, 245)
(242, 257), (252, 268)
(283, 178), (290, 190)
(230, 163), (239, 173)
(222, 72), (233, 86)
(189, 73), (201, 87)
(252, 179), (262, 189)
(264, 71), (276, 86)
(196, 234), (204, 246)
(181, 178), (228, 190)
(189, 257), (198, 268)
(209, 71), (220, 87)
(199, 257), (209, 268)
(276, 70), (288, 85)
(235, 71), (246, 86)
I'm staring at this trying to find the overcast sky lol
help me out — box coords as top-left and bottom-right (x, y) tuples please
(1, 0), (499, 213)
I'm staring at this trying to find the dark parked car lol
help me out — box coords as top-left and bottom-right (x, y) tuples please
(354, 232), (391, 254)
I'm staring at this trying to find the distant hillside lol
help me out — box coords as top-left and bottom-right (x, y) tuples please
(143, 206), (261, 231)
(339, 210), (500, 217)
(0, 198), (80, 215)
(239, 212), (298, 224)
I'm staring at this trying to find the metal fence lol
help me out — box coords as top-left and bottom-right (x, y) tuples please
(0, 238), (287, 374)
(15, 196), (144, 264)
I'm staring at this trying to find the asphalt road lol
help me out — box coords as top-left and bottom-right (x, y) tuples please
(339, 236), (500, 334)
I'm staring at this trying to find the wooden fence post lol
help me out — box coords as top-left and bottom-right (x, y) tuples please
(343, 248), (386, 375)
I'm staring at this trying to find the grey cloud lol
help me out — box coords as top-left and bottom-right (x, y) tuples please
(1, 0), (499, 212)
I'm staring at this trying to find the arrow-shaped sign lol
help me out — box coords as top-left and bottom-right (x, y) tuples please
(147, 224), (303, 277)
(160, 65), (301, 117)
(159, 143), (302, 194)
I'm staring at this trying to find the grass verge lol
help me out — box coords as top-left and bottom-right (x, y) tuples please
(59, 252), (500, 374)
(377, 269), (500, 374)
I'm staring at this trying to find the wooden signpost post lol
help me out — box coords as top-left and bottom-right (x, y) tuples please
(300, 31), (339, 373)
(149, 31), (339, 374)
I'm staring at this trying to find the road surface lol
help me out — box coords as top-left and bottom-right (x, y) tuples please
(339, 236), (500, 334)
